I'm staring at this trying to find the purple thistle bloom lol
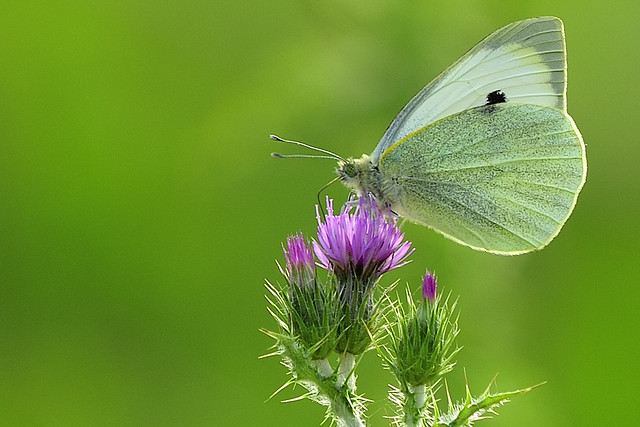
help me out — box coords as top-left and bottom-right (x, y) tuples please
(422, 270), (437, 302)
(312, 197), (413, 282)
(282, 233), (315, 288)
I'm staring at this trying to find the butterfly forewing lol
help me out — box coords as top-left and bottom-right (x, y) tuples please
(372, 16), (567, 163)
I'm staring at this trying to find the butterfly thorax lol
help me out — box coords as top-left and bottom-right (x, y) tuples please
(336, 154), (391, 205)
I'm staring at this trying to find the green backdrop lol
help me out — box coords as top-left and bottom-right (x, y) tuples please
(2, 1), (638, 425)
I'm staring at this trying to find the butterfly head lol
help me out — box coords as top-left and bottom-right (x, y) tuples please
(336, 155), (382, 196)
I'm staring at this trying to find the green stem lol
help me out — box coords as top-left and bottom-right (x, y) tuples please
(330, 353), (362, 426)
(337, 353), (356, 388)
(313, 358), (333, 378)
(272, 334), (366, 426)
(325, 390), (364, 427)
(404, 383), (427, 427)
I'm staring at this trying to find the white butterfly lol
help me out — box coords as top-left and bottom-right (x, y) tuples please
(273, 17), (587, 255)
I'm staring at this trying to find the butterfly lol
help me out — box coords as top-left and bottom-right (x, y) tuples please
(272, 16), (586, 255)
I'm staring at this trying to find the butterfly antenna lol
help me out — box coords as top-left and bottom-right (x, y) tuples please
(270, 134), (345, 162)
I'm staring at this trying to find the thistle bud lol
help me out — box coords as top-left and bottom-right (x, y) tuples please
(388, 271), (459, 387)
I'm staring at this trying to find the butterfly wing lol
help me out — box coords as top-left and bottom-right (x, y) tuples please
(372, 16), (567, 163)
(377, 103), (586, 254)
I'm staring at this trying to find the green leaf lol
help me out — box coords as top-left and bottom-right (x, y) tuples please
(438, 379), (544, 426)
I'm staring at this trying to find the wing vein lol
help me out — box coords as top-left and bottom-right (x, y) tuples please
(429, 186), (542, 247)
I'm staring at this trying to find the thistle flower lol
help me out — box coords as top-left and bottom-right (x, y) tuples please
(282, 233), (316, 289)
(280, 233), (338, 360)
(265, 203), (535, 427)
(312, 197), (414, 355)
(422, 270), (437, 302)
(313, 197), (413, 283)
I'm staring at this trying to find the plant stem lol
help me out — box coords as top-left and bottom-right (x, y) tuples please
(337, 352), (356, 388)
(313, 358), (333, 378)
(327, 393), (365, 427)
(272, 334), (366, 426)
(404, 383), (427, 427)
(409, 383), (427, 411)
(328, 352), (362, 426)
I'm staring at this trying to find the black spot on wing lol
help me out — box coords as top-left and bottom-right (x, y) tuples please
(485, 90), (508, 106)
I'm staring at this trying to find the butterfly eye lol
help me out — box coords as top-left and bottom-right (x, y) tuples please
(341, 161), (358, 178)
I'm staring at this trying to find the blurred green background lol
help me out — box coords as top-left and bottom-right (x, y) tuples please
(1, 0), (638, 425)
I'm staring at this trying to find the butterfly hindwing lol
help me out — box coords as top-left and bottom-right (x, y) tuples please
(377, 102), (585, 254)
